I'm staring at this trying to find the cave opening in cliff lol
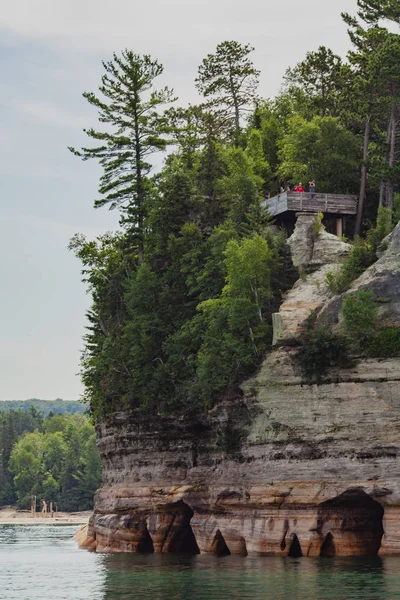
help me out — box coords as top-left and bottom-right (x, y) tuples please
(137, 526), (154, 553)
(319, 490), (384, 556)
(176, 525), (200, 554)
(320, 533), (335, 557)
(210, 530), (231, 556)
(288, 534), (303, 558)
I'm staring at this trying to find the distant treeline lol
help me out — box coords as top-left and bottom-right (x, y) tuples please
(0, 399), (86, 416)
(0, 406), (101, 511)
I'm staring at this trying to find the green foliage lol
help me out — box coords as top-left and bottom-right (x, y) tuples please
(0, 400), (85, 416)
(195, 234), (276, 400)
(341, 290), (378, 341)
(216, 146), (263, 224)
(366, 204), (395, 250)
(357, 0), (400, 25)
(196, 41), (259, 140)
(69, 33), (399, 419)
(216, 421), (245, 455)
(326, 238), (376, 294)
(278, 115), (361, 192)
(295, 316), (353, 382)
(0, 408), (44, 505)
(3, 412), (102, 511)
(366, 327), (400, 357)
(312, 212), (324, 236)
(284, 46), (344, 117)
(69, 50), (176, 257)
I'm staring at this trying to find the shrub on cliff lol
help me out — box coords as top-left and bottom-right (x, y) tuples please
(294, 315), (353, 383)
(325, 238), (375, 294)
(366, 327), (400, 357)
(341, 290), (378, 342)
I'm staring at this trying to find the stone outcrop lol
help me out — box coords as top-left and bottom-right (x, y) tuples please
(81, 218), (400, 558)
(274, 212), (351, 344)
(320, 220), (400, 329)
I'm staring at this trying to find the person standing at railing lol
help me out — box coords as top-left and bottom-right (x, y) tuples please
(309, 180), (316, 199)
(294, 183), (304, 192)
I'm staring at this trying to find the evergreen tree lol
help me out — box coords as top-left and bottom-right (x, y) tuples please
(196, 41), (260, 142)
(69, 50), (176, 260)
(357, 0), (400, 24)
(342, 13), (400, 214)
(284, 46), (344, 117)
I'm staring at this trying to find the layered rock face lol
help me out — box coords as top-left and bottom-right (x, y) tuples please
(84, 216), (400, 557)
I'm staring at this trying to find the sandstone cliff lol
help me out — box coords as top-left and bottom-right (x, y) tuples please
(82, 216), (400, 558)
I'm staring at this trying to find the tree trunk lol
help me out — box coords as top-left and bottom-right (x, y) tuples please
(380, 98), (397, 210)
(133, 98), (144, 263)
(228, 62), (240, 144)
(386, 99), (397, 210)
(355, 117), (370, 236)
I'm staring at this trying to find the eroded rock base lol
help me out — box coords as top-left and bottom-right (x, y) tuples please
(82, 489), (388, 557)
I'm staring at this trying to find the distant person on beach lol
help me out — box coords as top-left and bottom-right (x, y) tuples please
(309, 180), (316, 199)
(41, 499), (47, 517)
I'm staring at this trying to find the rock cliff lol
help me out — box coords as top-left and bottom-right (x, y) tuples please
(82, 215), (400, 558)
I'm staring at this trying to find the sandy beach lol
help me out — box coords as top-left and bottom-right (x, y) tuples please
(0, 506), (91, 525)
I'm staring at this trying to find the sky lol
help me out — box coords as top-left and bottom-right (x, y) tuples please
(0, 0), (359, 400)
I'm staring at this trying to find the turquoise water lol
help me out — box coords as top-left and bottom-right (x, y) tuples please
(1, 525), (400, 600)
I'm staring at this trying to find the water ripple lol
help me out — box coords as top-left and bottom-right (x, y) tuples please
(1, 526), (400, 600)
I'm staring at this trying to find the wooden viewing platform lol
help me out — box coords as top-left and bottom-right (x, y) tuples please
(261, 192), (358, 237)
(260, 192), (358, 217)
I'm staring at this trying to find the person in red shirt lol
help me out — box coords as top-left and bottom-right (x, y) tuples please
(294, 183), (305, 192)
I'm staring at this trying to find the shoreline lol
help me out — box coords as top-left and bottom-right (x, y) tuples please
(0, 507), (91, 526)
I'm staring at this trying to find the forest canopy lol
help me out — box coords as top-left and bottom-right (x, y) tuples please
(0, 408), (101, 510)
(69, 3), (399, 419)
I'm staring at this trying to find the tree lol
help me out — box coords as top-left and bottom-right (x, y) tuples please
(278, 115), (361, 193)
(342, 13), (400, 216)
(216, 145), (265, 225)
(357, 0), (400, 24)
(284, 46), (344, 117)
(195, 234), (278, 399)
(7, 413), (101, 510)
(196, 41), (260, 142)
(69, 50), (176, 260)
(340, 26), (389, 234)
(9, 432), (44, 508)
(372, 33), (400, 209)
(0, 409), (42, 505)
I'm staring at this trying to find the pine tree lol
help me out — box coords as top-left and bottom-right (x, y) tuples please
(195, 41), (260, 142)
(284, 46), (344, 117)
(357, 0), (400, 24)
(69, 50), (176, 261)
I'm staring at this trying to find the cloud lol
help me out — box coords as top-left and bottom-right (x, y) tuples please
(11, 100), (88, 129)
(0, 213), (112, 241)
(1, 0), (357, 55)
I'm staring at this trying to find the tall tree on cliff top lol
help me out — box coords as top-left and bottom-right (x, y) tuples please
(340, 23), (390, 233)
(284, 46), (344, 118)
(69, 50), (175, 261)
(343, 10), (400, 217)
(195, 41), (260, 143)
(372, 33), (400, 210)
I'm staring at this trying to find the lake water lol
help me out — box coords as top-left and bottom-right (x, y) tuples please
(1, 525), (400, 600)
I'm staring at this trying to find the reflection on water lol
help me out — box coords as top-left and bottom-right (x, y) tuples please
(101, 554), (396, 600)
(1, 525), (400, 600)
